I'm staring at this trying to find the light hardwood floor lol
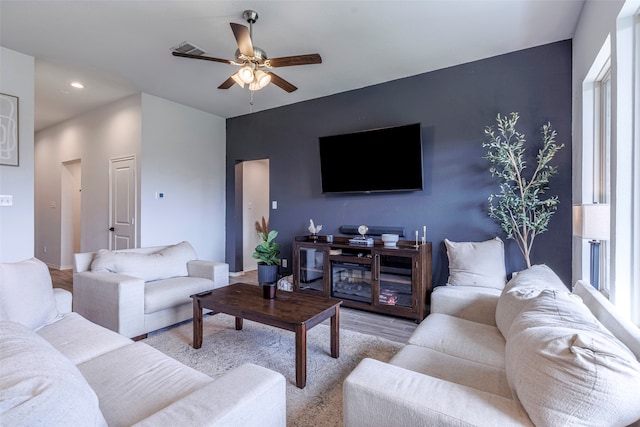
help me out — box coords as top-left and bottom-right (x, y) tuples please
(52, 268), (418, 343)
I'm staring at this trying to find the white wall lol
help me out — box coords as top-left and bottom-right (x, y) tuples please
(572, 0), (639, 322)
(35, 94), (142, 266)
(0, 48), (35, 262)
(140, 94), (226, 261)
(571, 0), (626, 284)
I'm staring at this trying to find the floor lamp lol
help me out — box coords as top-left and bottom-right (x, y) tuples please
(573, 204), (610, 290)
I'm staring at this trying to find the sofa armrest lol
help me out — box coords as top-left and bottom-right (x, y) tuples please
(73, 252), (96, 273)
(187, 260), (229, 288)
(430, 285), (500, 326)
(72, 271), (145, 338)
(344, 358), (533, 427)
(132, 363), (286, 427)
(53, 288), (72, 314)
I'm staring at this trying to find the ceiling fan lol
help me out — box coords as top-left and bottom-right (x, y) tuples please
(172, 10), (322, 93)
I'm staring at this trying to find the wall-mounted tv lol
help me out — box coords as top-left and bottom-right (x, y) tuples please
(319, 123), (423, 194)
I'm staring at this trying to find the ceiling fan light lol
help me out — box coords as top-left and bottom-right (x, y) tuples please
(230, 73), (245, 88)
(238, 65), (254, 84)
(254, 70), (271, 88)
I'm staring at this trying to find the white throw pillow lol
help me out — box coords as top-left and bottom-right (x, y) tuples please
(0, 258), (59, 331)
(0, 321), (108, 426)
(91, 241), (197, 282)
(495, 265), (569, 337)
(444, 237), (507, 289)
(505, 291), (640, 427)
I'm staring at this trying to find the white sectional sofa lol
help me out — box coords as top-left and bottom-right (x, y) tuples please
(73, 241), (229, 338)
(1, 258), (286, 427)
(344, 238), (640, 427)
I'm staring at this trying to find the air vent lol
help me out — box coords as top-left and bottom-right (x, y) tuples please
(172, 41), (206, 56)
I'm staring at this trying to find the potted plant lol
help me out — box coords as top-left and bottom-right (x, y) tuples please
(482, 112), (564, 268)
(253, 217), (281, 284)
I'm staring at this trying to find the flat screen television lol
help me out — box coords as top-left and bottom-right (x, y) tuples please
(319, 123), (423, 193)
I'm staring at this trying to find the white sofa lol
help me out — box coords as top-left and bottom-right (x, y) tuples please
(1, 258), (286, 427)
(73, 241), (229, 338)
(344, 240), (640, 427)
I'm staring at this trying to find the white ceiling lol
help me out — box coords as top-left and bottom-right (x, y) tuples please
(0, 0), (585, 132)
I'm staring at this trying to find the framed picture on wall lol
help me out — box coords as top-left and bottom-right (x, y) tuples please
(0, 93), (19, 167)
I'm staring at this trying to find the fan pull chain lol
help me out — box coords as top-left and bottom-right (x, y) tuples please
(249, 89), (255, 113)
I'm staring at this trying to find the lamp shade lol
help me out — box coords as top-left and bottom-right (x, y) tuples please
(238, 66), (254, 84)
(573, 204), (610, 240)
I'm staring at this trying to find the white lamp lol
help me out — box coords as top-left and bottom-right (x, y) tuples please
(573, 204), (610, 289)
(230, 72), (246, 88)
(254, 70), (271, 89)
(238, 65), (255, 84)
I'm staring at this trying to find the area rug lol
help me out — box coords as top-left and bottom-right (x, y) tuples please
(143, 313), (402, 427)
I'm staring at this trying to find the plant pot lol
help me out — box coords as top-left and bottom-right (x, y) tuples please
(257, 263), (278, 285)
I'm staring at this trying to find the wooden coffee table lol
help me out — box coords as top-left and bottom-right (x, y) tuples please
(191, 283), (342, 388)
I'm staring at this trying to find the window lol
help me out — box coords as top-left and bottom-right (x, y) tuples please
(594, 63), (612, 295)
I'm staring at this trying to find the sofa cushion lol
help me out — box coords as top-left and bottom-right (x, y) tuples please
(90, 241), (197, 282)
(37, 312), (132, 365)
(78, 342), (212, 426)
(430, 285), (501, 326)
(408, 313), (505, 368)
(144, 277), (214, 314)
(0, 321), (107, 427)
(0, 258), (59, 330)
(391, 344), (512, 399)
(495, 264), (570, 337)
(444, 237), (507, 289)
(505, 291), (640, 427)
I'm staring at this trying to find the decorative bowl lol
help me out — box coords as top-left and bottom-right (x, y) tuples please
(381, 234), (399, 247)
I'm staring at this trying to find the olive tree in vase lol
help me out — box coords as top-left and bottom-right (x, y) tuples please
(483, 112), (564, 268)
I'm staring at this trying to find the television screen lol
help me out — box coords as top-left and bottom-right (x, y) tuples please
(319, 123), (423, 193)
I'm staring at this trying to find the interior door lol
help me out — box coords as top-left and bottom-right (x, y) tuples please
(109, 156), (137, 250)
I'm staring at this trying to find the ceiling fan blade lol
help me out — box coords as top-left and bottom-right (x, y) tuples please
(268, 72), (297, 93)
(172, 51), (232, 65)
(218, 76), (236, 89)
(230, 23), (254, 57)
(267, 54), (322, 68)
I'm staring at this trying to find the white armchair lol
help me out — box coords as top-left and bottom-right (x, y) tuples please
(73, 241), (228, 339)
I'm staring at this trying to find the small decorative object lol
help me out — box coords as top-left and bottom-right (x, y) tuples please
(0, 93), (19, 167)
(422, 226), (427, 244)
(348, 225), (374, 246)
(277, 276), (293, 292)
(308, 219), (322, 241)
(483, 112), (564, 267)
(253, 216), (281, 284)
(381, 234), (399, 248)
(415, 230), (419, 248)
(262, 281), (277, 299)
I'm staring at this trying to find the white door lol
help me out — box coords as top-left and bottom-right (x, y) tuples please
(109, 156), (137, 250)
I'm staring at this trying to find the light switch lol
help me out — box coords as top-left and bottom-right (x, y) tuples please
(0, 195), (12, 206)
(272, 201), (277, 210)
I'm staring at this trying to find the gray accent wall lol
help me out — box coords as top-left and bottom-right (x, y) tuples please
(226, 40), (573, 286)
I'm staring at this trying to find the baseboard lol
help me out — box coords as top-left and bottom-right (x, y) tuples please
(45, 263), (73, 271)
(229, 267), (257, 277)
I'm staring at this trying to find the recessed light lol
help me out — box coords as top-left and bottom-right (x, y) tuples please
(70, 81), (85, 89)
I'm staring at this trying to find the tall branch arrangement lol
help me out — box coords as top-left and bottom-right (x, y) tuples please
(482, 112), (564, 267)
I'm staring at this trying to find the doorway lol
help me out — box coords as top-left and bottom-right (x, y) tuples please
(241, 159), (270, 272)
(60, 159), (81, 269)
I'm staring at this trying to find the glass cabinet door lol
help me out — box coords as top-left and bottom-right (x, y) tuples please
(377, 254), (414, 308)
(297, 247), (325, 292)
(331, 260), (372, 303)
